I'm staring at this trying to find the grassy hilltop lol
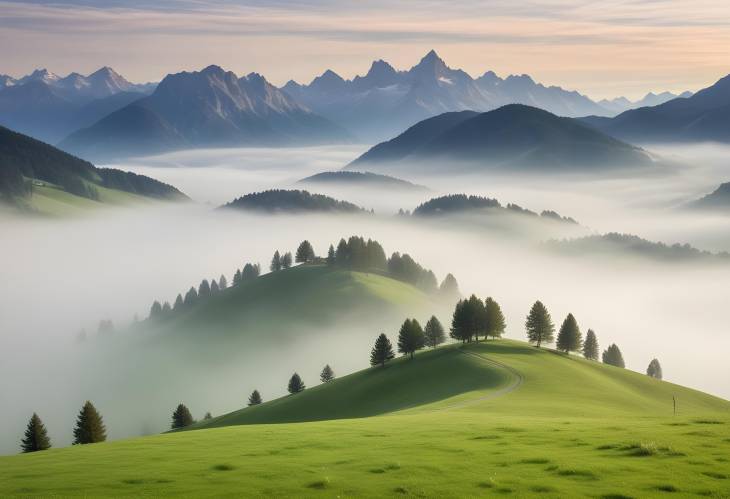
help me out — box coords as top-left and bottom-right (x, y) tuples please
(2, 340), (729, 497)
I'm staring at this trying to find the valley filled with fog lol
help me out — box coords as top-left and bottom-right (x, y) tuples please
(2, 143), (730, 454)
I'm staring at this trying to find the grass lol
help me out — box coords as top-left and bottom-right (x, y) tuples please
(1, 340), (729, 497)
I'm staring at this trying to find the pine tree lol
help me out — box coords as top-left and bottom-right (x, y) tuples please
(602, 344), (625, 368)
(21, 413), (51, 452)
(439, 273), (460, 299)
(296, 240), (316, 263)
(162, 301), (171, 314)
(183, 287), (198, 307)
(242, 263), (260, 280)
(320, 364), (335, 383)
(210, 279), (220, 294)
(556, 313), (583, 353)
(288, 373), (305, 394)
(647, 358), (663, 379)
(525, 300), (555, 347)
(397, 318), (425, 359)
(149, 300), (162, 319)
(484, 297), (506, 339)
(270, 251), (282, 272)
(326, 244), (336, 264)
(335, 238), (348, 265)
(450, 296), (483, 342)
(281, 252), (293, 269)
(370, 333), (395, 367)
(248, 390), (262, 406)
(72, 401), (106, 444)
(583, 329), (599, 360)
(423, 315), (446, 347)
(219, 274), (228, 290)
(173, 294), (184, 312)
(233, 269), (242, 285)
(171, 404), (194, 429)
(198, 279), (211, 297)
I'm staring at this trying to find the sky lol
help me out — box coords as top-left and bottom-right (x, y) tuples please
(1, 0), (730, 100)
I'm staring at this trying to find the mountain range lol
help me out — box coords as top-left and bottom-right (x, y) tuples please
(348, 104), (655, 173)
(0, 67), (154, 143)
(283, 50), (614, 142)
(581, 74), (730, 143)
(597, 90), (693, 115)
(59, 65), (351, 161)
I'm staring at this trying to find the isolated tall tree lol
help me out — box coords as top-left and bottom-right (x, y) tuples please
(556, 313), (583, 353)
(370, 333), (395, 367)
(439, 273), (460, 299)
(171, 404), (194, 429)
(583, 329), (599, 360)
(21, 413), (51, 453)
(248, 390), (262, 406)
(326, 244), (336, 264)
(218, 274), (228, 290)
(72, 401), (106, 444)
(270, 251), (282, 272)
(198, 279), (211, 297)
(296, 240), (316, 263)
(484, 297), (507, 340)
(423, 315), (446, 348)
(288, 373), (305, 394)
(525, 300), (555, 347)
(281, 252), (293, 269)
(397, 318), (425, 359)
(647, 358), (663, 380)
(320, 364), (335, 383)
(602, 344), (626, 368)
(149, 300), (163, 319)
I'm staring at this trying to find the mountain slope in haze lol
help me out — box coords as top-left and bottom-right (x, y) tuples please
(0, 67), (154, 143)
(689, 182), (730, 211)
(220, 189), (365, 213)
(283, 50), (610, 141)
(6, 340), (728, 497)
(60, 65), (351, 161)
(349, 104), (654, 173)
(598, 90), (693, 114)
(298, 171), (428, 192)
(0, 125), (187, 213)
(581, 74), (730, 143)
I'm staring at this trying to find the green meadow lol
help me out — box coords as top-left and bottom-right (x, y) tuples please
(2, 340), (729, 497)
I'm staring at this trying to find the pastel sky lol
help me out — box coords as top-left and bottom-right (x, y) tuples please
(2, 0), (730, 99)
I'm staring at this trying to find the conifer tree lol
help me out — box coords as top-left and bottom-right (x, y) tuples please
(370, 333), (395, 367)
(270, 251), (282, 272)
(248, 390), (262, 406)
(423, 315), (446, 347)
(397, 318), (425, 359)
(484, 297), (506, 339)
(296, 240), (316, 263)
(173, 294), (184, 311)
(602, 344), (626, 368)
(198, 279), (211, 297)
(72, 401), (106, 444)
(335, 238), (348, 265)
(242, 263), (260, 280)
(583, 329), (599, 360)
(647, 358), (663, 380)
(281, 252), (293, 269)
(162, 301), (171, 314)
(556, 313), (583, 353)
(218, 274), (228, 290)
(171, 404), (194, 429)
(287, 373), (305, 394)
(320, 364), (335, 383)
(210, 279), (220, 294)
(21, 413), (51, 453)
(233, 269), (242, 285)
(439, 273), (460, 299)
(149, 300), (162, 319)
(326, 244), (336, 264)
(184, 287), (198, 307)
(525, 300), (555, 347)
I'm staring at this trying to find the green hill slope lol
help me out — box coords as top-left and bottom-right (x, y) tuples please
(3, 340), (728, 497)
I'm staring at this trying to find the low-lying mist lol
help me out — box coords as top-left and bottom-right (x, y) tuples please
(2, 143), (730, 455)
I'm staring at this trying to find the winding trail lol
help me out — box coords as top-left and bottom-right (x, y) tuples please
(435, 347), (524, 411)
